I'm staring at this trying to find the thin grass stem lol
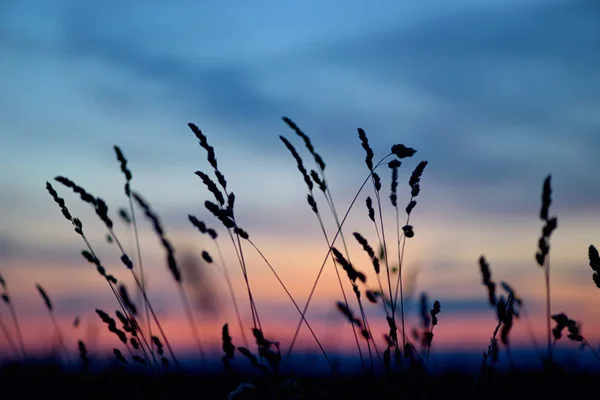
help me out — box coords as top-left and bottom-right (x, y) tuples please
(177, 283), (207, 364)
(285, 154), (393, 358)
(0, 313), (20, 360)
(213, 239), (248, 348)
(247, 239), (335, 374)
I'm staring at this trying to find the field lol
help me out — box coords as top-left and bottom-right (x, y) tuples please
(1, 117), (599, 399)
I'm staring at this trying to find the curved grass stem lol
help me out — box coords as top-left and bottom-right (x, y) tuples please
(286, 154), (393, 357)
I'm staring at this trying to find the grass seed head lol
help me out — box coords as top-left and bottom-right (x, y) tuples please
(132, 355), (146, 366)
(118, 208), (131, 224)
(113, 145), (132, 182)
(188, 215), (207, 233)
(540, 175), (552, 221)
(54, 176), (98, 206)
(353, 232), (380, 274)
(357, 128), (374, 171)
(307, 194), (318, 214)
(46, 182), (74, 223)
(214, 169), (227, 190)
(222, 323), (235, 359)
(36, 284), (52, 311)
(282, 116), (326, 171)
(372, 172), (382, 192)
(409, 161), (428, 198)
(118, 284), (137, 316)
(386, 316), (398, 343)
(365, 290), (379, 303)
(120, 254), (133, 269)
(588, 245), (600, 272)
(479, 256), (497, 306)
(115, 311), (129, 329)
(391, 144), (417, 159)
(78, 340), (89, 367)
(234, 227), (249, 240)
(95, 309), (114, 325)
(431, 300), (441, 326)
(336, 301), (362, 328)
(113, 348), (127, 364)
(389, 160), (400, 207)
(202, 250), (213, 263)
(310, 170), (326, 192)
(366, 197), (375, 222)
(151, 336), (165, 356)
(405, 200), (417, 215)
(133, 192), (182, 283)
(280, 135), (313, 191)
(195, 170), (225, 206)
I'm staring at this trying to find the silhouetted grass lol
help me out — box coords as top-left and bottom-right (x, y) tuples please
(0, 117), (598, 399)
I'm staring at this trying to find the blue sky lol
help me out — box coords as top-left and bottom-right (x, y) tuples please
(1, 0), (599, 360)
(2, 0), (599, 216)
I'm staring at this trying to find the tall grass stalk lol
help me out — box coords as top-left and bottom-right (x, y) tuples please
(285, 154), (395, 357)
(294, 121), (372, 367)
(0, 311), (19, 360)
(394, 211), (410, 352)
(211, 238), (248, 348)
(46, 182), (159, 368)
(178, 282), (207, 362)
(188, 123), (263, 339)
(1, 281), (27, 359)
(82, 235), (156, 368)
(278, 131), (364, 368)
(129, 270), (179, 367)
(188, 216), (249, 348)
(35, 284), (71, 365)
(0, 273), (18, 360)
(115, 147), (203, 362)
(130, 191), (199, 365)
(91, 207), (172, 366)
(361, 129), (394, 320)
(545, 257), (552, 362)
(113, 146), (153, 353)
(392, 161), (428, 355)
(537, 175), (556, 363)
(246, 239), (334, 372)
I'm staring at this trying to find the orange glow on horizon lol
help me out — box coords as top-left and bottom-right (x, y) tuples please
(2, 199), (600, 364)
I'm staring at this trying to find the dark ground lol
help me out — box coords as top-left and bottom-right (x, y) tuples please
(0, 359), (598, 400)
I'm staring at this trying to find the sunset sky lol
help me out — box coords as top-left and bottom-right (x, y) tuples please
(1, 0), (599, 371)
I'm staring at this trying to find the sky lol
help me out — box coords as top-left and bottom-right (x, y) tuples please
(1, 0), (599, 371)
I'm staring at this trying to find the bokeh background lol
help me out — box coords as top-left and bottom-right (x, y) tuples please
(1, 0), (599, 371)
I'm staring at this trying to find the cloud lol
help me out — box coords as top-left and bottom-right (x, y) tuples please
(1, 0), (599, 295)
(297, 1), (600, 210)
